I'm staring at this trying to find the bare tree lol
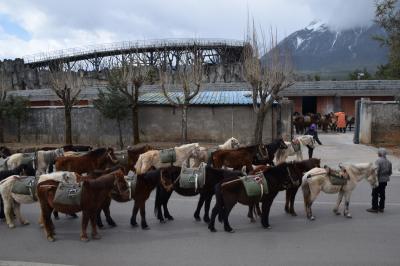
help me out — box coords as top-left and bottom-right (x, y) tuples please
(0, 69), (12, 142)
(160, 48), (203, 143)
(105, 56), (149, 145)
(244, 24), (294, 144)
(49, 62), (84, 145)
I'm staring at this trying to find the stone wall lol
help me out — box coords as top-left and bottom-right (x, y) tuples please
(3, 101), (292, 147)
(358, 99), (400, 144)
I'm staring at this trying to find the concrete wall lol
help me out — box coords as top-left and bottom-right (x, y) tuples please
(4, 101), (292, 147)
(358, 100), (400, 144)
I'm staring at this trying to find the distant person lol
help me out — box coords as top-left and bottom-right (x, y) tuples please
(304, 123), (322, 158)
(367, 148), (392, 213)
(335, 111), (346, 133)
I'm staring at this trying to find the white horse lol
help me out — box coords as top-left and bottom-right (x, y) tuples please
(301, 163), (378, 220)
(135, 143), (201, 174)
(36, 148), (64, 175)
(275, 135), (315, 164)
(0, 171), (79, 228)
(192, 137), (241, 167)
(6, 153), (36, 170)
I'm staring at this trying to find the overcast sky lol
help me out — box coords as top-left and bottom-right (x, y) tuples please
(0, 0), (377, 60)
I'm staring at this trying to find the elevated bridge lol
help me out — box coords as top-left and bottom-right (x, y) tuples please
(23, 38), (245, 70)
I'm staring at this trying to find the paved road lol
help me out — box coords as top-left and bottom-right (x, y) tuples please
(0, 133), (399, 266)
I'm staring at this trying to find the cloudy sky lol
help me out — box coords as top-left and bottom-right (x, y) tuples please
(0, 0), (377, 60)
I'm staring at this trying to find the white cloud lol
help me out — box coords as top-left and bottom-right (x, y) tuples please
(0, 0), (377, 59)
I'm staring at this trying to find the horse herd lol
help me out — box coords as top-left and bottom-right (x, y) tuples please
(0, 137), (378, 242)
(293, 112), (355, 134)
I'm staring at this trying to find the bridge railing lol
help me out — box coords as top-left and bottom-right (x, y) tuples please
(23, 38), (245, 64)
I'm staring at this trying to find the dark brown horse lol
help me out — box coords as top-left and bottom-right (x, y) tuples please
(55, 148), (118, 174)
(208, 159), (320, 232)
(37, 169), (130, 242)
(156, 166), (244, 223)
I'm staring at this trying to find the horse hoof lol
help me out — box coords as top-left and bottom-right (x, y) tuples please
(92, 234), (102, 240)
(21, 220), (30, 226)
(80, 237), (89, 242)
(345, 214), (352, 219)
(8, 224), (15, 229)
(290, 212), (298, 217)
(131, 223), (138, 228)
(309, 216), (315, 221)
(97, 224), (104, 229)
(225, 228), (235, 233)
(203, 217), (210, 223)
(208, 226), (217, 233)
(166, 216), (174, 221)
(160, 219), (166, 224)
(47, 236), (55, 242)
(108, 222), (117, 227)
(141, 225), (150, 230)
(250, 218), (256, 223)
(194, 216), (201, 222)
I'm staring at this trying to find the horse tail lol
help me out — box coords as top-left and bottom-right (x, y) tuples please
(301, 173), (312, 205)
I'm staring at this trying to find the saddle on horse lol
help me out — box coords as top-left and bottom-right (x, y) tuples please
(160, 148), (176, 164)
(179, 162), (206, 190)
(324, 166), (347, 186)
(11, 176), (38, 200)
(241, 173), (268, 198)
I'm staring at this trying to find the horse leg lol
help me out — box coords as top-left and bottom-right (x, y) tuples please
(130, 202), (139, 227)
(221, 192), (237, 233)
(80, 212), (90, 242)
(13, 201), (29, 225)
(140, 202), (149, 230)
(3, 198), (15, 228)
(203, 193), (213, 223)
(208, 185), (223, 232)
(285, 189), (291, 213)
(261, 192), (278, 229)
(90, 213), (101, 240)
(162, 191), (174, 221)
(155, 186), (165, 223)
(194, 193), (205, 222)
(333, 191), (344, 215)
(53, 210), (59, 220)
(290, 186), (299, 216)
(96, 209), (104, 228)
(102, 197), (116, 227)
(343, 192), (352, 218)
(247, 205), (255, 222)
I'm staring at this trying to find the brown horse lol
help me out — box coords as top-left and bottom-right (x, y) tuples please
(55, 148), (118, 174)
(37, 169), (130, 242)
(107, 167), (181, 230)
(212, 144), (267, 173)
(208, 159), (320, 232)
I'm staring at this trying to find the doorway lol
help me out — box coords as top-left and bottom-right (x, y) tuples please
(302, 96), (317, 114)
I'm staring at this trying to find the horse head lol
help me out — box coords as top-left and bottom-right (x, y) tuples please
(106, 148), (119, 165)
(278, 138), (288, 149)
(111, 170), (131, 201)
(159, 167), (180, 193)
(230, 137), (240, 149)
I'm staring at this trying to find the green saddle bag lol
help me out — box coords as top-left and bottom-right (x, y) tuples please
(241, 173), (268, 198)
(53, 182), (82, 206)
(179, 163), (206, 190)
(11, 176), (37, 200)
(160, 148), (176, 164)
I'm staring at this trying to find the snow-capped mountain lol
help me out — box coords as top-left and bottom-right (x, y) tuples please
(268, 21), (388, 75)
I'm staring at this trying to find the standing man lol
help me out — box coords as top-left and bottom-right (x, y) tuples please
(335, 111), (346, 133)
(367, 148), (392, 213)
(304, 123), (322, 159)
